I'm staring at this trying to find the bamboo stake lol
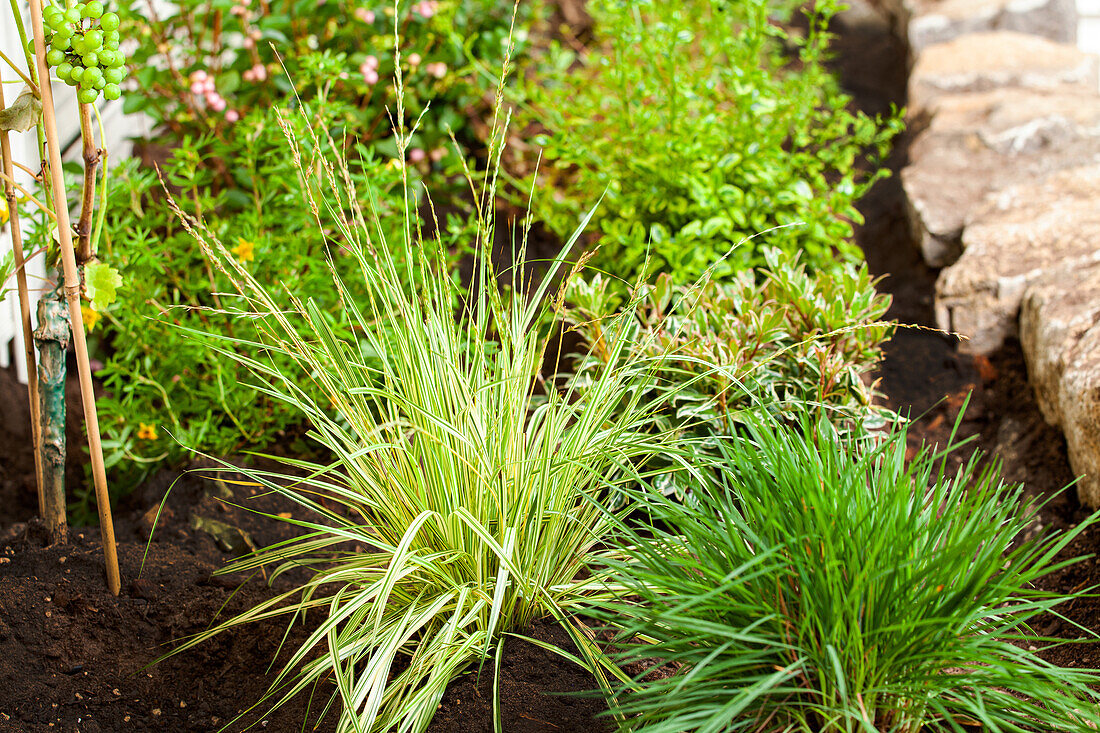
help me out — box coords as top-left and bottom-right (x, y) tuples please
(28, 0), (121, 596)
(0, 77), (46, 519)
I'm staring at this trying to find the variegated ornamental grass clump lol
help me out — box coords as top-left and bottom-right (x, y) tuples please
(164, 95), (698, 731)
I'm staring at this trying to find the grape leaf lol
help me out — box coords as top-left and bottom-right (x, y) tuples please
(0, 86), (42, 133)
(85, 260), (123, 311)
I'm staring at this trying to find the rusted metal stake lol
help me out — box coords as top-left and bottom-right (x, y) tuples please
(33, 289), (68, 544)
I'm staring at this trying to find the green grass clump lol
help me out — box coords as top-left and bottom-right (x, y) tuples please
(594, 414), (1100, 732)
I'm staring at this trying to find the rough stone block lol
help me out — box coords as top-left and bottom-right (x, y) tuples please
(902, 89), (1100, 267)
(1021, 264), (1100, 506)
(909, 31), (1100, 115)
(908, 0), (1077, 53)
(935, 164), (1100, 355)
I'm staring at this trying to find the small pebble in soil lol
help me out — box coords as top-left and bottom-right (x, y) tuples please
(152, 708), (162, 716)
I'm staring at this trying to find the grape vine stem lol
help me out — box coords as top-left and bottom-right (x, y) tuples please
(76, 101), (99, 264)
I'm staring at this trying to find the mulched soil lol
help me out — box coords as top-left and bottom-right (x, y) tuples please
(2, 2), (1098, 731)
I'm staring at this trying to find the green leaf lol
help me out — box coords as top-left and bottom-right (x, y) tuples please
(0, 86), (42, 133)
(85, 260), (123, 311)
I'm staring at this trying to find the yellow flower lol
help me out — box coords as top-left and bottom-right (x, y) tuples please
(0, 196), (8, 226)
(80, 305), (101, 331)
(233, 237), (256, 263)
(137, 423), (157, 440)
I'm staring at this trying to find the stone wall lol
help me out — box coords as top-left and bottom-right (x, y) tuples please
(888, 0), (1100, 504)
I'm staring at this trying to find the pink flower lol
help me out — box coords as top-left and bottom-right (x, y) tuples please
(190, 81), (205, 96)
(414, 0), (437, 18)
(354, 7), (375, 22)
(360, 64), (379, 85)
(243, 36), (255, 49)
(363, 55), (379, 71)
(225, 109), (240, 123)
(408, 148), (426, 163)
(426, 61), (447, 79)
(230, 4), (247, 16)
(207, 94), (227, 112)
(242, 63), (267, 82)
(407, 52), (421, 67)
(191, 70), (209, 83)
(429, 147), (446, 162)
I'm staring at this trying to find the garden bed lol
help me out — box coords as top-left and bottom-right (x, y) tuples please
(0, 465), (614, 732)
(2, 3), (1099, 732)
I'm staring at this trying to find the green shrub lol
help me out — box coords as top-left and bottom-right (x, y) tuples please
(594, 414), (1100, 732)
(119, 0), (533, 169)
(80, 0), (534, 503)
(86, 98), (421, 506)
(166, 108), (688, 732)
(562, 247), (894, 498)
(520, 0), (901, 284)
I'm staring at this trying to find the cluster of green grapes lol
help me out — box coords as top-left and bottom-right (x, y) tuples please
(33, 2), (125, 104)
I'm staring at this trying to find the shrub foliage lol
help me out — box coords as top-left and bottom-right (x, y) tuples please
(563, 247), (894, 497)
(521, 0), (901, 283)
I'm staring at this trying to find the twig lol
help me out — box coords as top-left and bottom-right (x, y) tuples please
(0, 48), (41, 96)
(0, 170), (57, 220)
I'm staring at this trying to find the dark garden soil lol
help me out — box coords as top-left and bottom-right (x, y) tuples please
(1, 2), (1099, 731)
